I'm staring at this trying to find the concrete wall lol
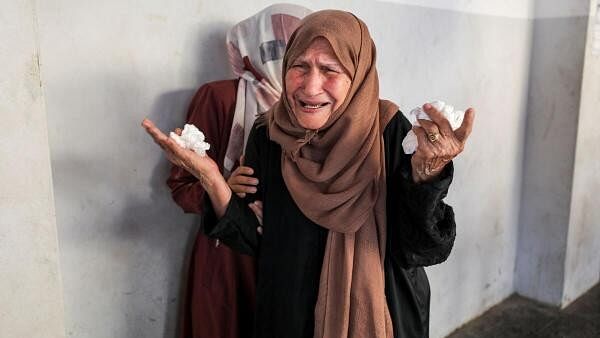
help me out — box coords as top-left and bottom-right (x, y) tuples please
(2, 0), (597, 337)
(563, 0), (600, 306)
(36, 1), (229, 336)
(515, 0), (595, 306)
(0, 1), (66, 337)
(34, 1), (533, 337)
(370, 7), (530, 338)
(515, 8), (588, 306)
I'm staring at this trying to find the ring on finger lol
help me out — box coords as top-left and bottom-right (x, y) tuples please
(427, 132), (440, 143)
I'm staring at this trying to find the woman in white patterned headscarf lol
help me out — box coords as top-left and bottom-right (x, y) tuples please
(223, 4), (312, 177)
(164, 4), (310, 338)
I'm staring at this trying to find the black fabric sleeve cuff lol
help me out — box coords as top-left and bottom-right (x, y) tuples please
(391, 161), (456, 267)
(201, 194), (259, 256)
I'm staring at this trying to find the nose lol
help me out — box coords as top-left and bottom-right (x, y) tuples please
(302, 69), (324, 96)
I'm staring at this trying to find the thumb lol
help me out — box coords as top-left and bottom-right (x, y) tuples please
(455, 108), (475, 142)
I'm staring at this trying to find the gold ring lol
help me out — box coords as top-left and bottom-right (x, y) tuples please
(428, 132), (440, 143)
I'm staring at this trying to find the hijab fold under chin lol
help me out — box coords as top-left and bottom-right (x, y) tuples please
(267, 10), (399, 338)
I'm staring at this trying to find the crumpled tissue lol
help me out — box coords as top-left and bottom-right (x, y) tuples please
(169, 124), (211, 156)
(401, 100), (465, 154)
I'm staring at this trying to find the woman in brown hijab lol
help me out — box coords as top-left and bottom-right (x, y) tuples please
(143, 9), (474, 338)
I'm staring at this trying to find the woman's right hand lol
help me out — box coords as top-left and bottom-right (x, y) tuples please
(142, 118), (231, 217)
(227, 155), (259, 198)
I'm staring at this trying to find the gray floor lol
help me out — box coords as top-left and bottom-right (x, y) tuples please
(446, 283), (600, 338)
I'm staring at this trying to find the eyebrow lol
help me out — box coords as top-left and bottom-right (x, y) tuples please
(293, 57), (343, 68)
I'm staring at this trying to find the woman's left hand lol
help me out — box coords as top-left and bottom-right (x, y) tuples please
(141, 118), (231, 217)
(411, 103), (475, 183)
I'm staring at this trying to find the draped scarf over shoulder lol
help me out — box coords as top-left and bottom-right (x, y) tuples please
(267, 10), (398, 338)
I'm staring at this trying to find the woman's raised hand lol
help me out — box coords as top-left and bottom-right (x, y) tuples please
(141, 118), (231, 217)
(410, 104), (475, 183)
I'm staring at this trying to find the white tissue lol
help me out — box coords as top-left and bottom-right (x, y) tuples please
(169, 124), (211, 156)
(401, 100), (465, 154)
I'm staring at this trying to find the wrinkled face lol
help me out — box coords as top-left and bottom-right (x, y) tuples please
(285, 37), (352, 130)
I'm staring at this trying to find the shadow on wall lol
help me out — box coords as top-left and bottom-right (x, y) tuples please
(186, 21), (233, 89)
(146, 22), (230, 336)
(138, 90), (200, 338)
(48, 21), (235, 338)
(121, 20), (233, 338)
(145, 21), (232, 337)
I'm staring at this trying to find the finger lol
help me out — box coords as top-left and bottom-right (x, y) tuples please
(230, 184), (258, 194)
(175, 128), (182, 136)
(249, 201), (263, 217)
(416, 129), (448, 169)
(236, 192), (247, 198)
(141, 118), (155, 129)
(164, 137), (190, 157)
(248, 202), (263, 225)
(253, 201), (263, 219)
(229, 175), (259, 186)
(417, 119), (441, 136)
(454, 108), (475, 142)
(248, 202), (259, 213)
(142, 120), (189, 156)
(412, 127), (439, 172)
(423, 103), (453, 135)
(239, 154), (245, 167)
(253, 201), (263, 220)
(231, 166), (254, 177)
(142, 119), (169, 144)
(417, 120), (446, 153)
(412, 126), (437, 156)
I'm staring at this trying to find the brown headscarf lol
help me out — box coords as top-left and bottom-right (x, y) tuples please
(267, 10), (399, 338)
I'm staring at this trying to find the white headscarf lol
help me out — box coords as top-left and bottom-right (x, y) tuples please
(223, 3), (312, 176)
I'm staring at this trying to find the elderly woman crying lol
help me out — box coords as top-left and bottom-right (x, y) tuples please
(143, 9), (474, 338)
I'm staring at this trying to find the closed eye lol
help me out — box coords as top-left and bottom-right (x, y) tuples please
(291, 63), (308, 70)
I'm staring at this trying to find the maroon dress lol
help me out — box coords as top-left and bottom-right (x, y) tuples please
(167, 79), (256, 338)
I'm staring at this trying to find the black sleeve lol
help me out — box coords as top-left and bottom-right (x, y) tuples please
(384, 111), (456, 267)
(201, 123), (265, 256)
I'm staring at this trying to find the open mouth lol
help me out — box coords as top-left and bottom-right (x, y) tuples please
(299, 99), (329, 110)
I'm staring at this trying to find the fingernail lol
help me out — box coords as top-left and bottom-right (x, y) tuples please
(424, 103), (432, 109)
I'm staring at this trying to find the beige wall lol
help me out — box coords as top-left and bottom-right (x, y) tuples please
(563, 0), (600, 306)
(515, 0), (599, 307)
(1, 1), (598, 337)
(0, 1), (65, 337)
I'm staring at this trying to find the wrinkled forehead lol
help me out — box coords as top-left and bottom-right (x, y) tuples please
(284, 10), (364, 77)
(292, 38), (339, 62)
